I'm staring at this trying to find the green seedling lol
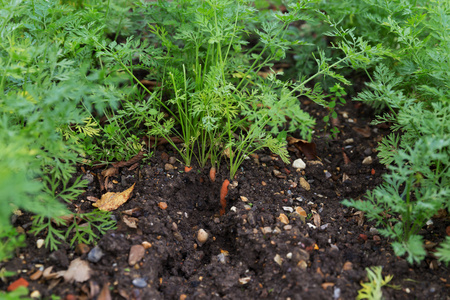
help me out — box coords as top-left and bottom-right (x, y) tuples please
(357, 266), (400, 300)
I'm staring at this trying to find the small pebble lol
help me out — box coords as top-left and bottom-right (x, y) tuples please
(158, 202), (168, 210)
(244, 205), (252, 211)
(362, 156), (373, 165)
(342, 261), (353, 271)
(81, 173), (95, 185)
(132, 278), (147, 288)
(333, 287), (341, 300)
(36, 239), (44, 249)
(364, 148), (373, 155)
(283, 225), (292, 231)
(30, 270), (43, 281)
(197, 229), (209, 244)
(324, 171), (332, 179)
(30, 290), (41, 298)
(240, 196), (249, 202)
(282, 206), (294, 213)
(87, 246), (104, 263)
(343, 138), (354, 145)
(261, 227), (272, 234)
(260, 155), (272, 163)
(141, 241), (152, 249)
(274, 254), (283, 266)
(129, 245), (146, 266)
(75, 243), (90, 255)
(169, 156), (177, 164)
(292, 159), (306, 169)
(299, 177), (310, 191)
(369, 227), (379, 235)
(164, 164), (174, 171)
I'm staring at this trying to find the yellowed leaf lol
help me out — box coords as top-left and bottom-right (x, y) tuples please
(278, 213), (289, 225)
(295, 207), (307, 223)
(313, 212), (321, 228)
(93, 183), (135, 211)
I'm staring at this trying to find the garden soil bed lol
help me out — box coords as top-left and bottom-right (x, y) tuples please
(2, 100), (449, 299)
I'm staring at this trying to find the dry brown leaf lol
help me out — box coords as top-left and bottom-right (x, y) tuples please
(352, 126), (371, 138)
(42, 266), (58, 280)
(58, 258), (91, 283)
(342, 151), (351, 165)
(93, 183), (136, 211)
(278, 213), (289, 225)
(295, 207), (307, 223)
(122, 215), (138, 229)
(97, 282), (112, 300)
(101, 167), (118, 178)
(322, 282), (335, 290)
(313, 212), (321, 228)
(287, 137), (317, 160)
(353, 211), (365, 226)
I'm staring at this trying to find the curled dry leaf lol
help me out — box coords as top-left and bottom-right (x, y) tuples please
(353, 211), (365, 226)
(122, 215), (138, 229)
(352, 126), (371, 138)
(92, 183), (136, 211)
(313, 210), (321, 228)
(287, 137), (317, 160)
(295, 207), (307, 223)
(101, 167), (118, 178)
(278, 213), (289, 225)
(342, 151), (351, 165)
(86, 196), (99, 202)
(58, 258), (91, 283)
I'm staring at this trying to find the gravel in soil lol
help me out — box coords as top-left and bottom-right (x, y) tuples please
(2, 101), (449, 299)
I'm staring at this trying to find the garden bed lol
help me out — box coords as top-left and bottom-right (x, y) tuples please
(3, 100), (448, 299)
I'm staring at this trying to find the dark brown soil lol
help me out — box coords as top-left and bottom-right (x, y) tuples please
(2, 100), (449, 299)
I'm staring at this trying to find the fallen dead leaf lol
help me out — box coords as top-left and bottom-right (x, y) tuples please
(86, 196), (99, 202)
(352, 126), (371, 138)
(313, 211), (321, 228)
(287, 137), (317, 160)
(101, 167), (118, 178)
(278, 213), (289, 225)
(93, 183), (136, 211)
(42, 266), (58, 280)
(122, 215), (139, 229)
(97, 282), (112, 300)
(294, 207), (307, 223)
(58, 258), (91, 283)
(342, 151), (351, 165)
(322, 282), (335, 290)
(353, 211), (365, 226)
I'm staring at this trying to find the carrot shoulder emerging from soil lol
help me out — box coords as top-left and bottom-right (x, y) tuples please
(209, 167), (216, 182)
(220, 179), (230, 216)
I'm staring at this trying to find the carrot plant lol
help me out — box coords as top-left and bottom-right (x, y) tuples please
(320, 0), (450, 264)
(0, 0), (127, 259)
(94, 0), (377, 181)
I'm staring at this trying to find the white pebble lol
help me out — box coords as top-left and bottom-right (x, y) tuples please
(293, 159), (306, 169)
(283, 206), (294, 213)
(36, 239), (44, 249)
(197, 229), (209, 244)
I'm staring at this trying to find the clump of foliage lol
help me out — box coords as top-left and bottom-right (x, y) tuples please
(325, 0), (450, 264)
(93, 0), (379, 179)
(0, 0), (126, 260)
(357, 266), (399, 300)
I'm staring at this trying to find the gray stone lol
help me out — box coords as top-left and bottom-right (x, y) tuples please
(87, 246), (104, 263)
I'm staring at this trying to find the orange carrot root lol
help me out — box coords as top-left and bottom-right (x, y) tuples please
(209, 167), (216, 182)
(220, 179), (230, 216)
(184, 166), (193, 173)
